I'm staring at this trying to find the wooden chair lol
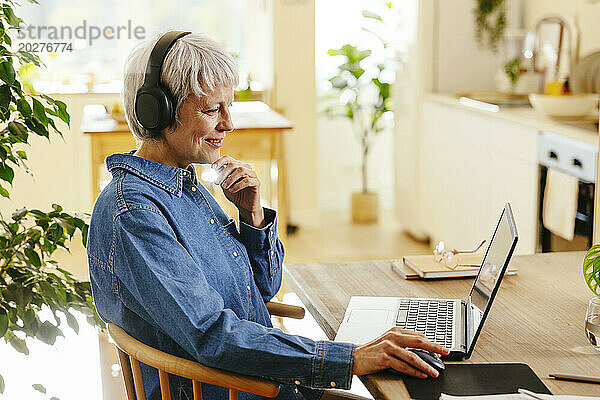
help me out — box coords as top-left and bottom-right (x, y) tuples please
(107, 302), (306, 400)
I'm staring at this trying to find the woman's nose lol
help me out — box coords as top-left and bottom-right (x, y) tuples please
(217, 109), (234, 132)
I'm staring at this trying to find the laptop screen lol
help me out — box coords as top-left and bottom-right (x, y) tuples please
(465, 203), (518, 357)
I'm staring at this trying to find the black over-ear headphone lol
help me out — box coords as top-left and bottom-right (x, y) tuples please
(135, 31), (191, 133)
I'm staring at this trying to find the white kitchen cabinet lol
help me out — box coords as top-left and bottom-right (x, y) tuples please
(489, 119), (539, 254)
(419, 100), (539, 254)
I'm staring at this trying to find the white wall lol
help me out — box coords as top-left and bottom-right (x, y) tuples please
(272, 0), (319, 225)
(316, 115), (394, 211)
(433, 0), (523, 93)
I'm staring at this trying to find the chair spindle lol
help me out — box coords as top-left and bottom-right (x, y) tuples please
(159, 370), (171, 400)
(130, 356), (148, 400)
(193, 380), (202, 400)
(116, 348), (136, 400)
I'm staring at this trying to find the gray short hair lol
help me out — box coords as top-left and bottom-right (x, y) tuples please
(123, 32), (239, 141)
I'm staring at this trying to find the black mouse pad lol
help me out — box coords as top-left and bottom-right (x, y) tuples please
(402, 363), (552, 400)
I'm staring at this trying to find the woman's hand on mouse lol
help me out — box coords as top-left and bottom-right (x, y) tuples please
(352, 328), (450, 378)
(212, 156), (265, 228)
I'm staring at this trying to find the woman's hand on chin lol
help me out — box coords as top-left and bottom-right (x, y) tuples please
(212, 155), (265, 228)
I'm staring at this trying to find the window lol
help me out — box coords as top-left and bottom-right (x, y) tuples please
(14, 0), (267, 93)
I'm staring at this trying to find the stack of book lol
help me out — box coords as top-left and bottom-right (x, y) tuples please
(392, 254), (517, 279)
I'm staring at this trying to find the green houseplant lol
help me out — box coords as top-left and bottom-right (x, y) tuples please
(0, 1), (102, 396)
(583, 246), (600, 295)
(474, 0), (507, 53)
(324, 4), (397, 223)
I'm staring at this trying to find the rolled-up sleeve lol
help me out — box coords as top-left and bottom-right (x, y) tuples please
(239, 207), (284, 301)
(113, 207), (354, 390)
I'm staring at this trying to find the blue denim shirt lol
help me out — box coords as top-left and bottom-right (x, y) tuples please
(86, 151), (355, 400)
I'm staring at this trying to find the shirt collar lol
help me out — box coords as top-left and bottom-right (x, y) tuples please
(106, 150), (198, 197)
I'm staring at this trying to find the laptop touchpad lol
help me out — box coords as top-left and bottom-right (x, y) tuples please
(348, 309), (390, 323)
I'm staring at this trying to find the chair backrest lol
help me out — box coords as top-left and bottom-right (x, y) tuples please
(107, 323), (280, 400)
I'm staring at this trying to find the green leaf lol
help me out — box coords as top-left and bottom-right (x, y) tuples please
(329, 76), (348, 89)
(362, 10), (383, 21)
(55, 217), (75, 236)
(0, 373), (4, 394)
(0, 184), (9, 198)
(32, 383), (46, 394)
(32, 98), (48, 126)
(6, 331), (29, 354)
(0, 308), (7, 338)
(0, 59), (15, 85)
(46, 223), (64, 243)
(3, 6), (24, 27)
(29, 209), (47, 218)
(11, 207), (27, 221)
(24, 247), (41, 267)
(16, 98), (32, 116)
(22, 308), (39, 336)
(38, 281), (56, 299)
(65, 311), (79, 334)
(37, 321), (62, 345)
(8, 121), (29, 142)
(0, 84), (11, 113)
(25, 117), (49, 138)
(16, 150), (27, 159)
(11, 78), (22, 96)
(4, 284), (32, 309)
(17, 51), (41, 67)
(81, 224), (88, 246)
(53, 100), (69, 126)
(584, 245), (600, 295)
(0, 163), (14, 184)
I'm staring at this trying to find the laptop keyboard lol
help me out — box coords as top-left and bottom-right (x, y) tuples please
(395, 299), (454, 348)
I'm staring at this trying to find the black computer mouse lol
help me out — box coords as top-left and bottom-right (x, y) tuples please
(408, 348), (445, 371)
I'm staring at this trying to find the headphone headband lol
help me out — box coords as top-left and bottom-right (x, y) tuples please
(143, 30), (191, 88)
(135, 30), (191, 133)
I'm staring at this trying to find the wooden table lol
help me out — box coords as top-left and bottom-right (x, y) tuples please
(284, 252), (600, 399)
(81, 101), (292, 235)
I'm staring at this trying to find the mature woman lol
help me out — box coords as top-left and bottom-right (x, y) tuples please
(87, 32), (448, 400)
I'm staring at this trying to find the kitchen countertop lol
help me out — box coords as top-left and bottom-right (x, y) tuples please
(425, 92), (599, 146)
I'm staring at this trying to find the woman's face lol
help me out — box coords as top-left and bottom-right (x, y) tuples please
(163, 84), (234, 167)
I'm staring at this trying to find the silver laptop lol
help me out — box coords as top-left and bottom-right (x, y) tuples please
(335, 203), (518, 359)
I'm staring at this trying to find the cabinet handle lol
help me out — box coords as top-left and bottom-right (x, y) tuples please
(572, 158), (583, 168)
(548, 151), (558, 160)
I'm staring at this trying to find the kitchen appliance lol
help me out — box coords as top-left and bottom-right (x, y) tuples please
(538, 132), (597, 252)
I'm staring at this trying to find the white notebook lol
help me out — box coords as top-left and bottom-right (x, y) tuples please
(440, 393), (600, 400)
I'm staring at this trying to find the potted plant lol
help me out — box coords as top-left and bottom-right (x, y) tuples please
(0, 2), (102, 396)
(324, 5), (398, 223)
(474, 0), (507, 53)
(583, 246), (600, 295)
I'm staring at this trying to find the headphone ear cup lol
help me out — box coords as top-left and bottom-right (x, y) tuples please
(135, 86), (175, 132)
